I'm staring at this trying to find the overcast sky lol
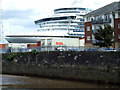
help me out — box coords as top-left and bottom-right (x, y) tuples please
(2, 0), (120, 36)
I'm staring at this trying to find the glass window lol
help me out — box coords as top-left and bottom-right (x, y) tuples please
(87, 17), (90, 21)
(118, 24), (120, 28)
(95, 15), (99, 20)
(87, 26), (90, 31)
(41, 40), (45, 46)
(47, 39), (51, 46)
(118, 12), (120, 17)
(104, 14), (110, 21)
(95, 25), (99, 30)
(87, 36), (90, 40)
(118, 34), (120, 39)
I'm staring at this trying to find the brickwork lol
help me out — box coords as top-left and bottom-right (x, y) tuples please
(85, 18), (120, 49)
(114, 18), (120, 42)
(85, 22), (92, 43)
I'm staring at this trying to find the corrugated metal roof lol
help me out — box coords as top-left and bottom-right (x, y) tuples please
(85, 1), (120, 16)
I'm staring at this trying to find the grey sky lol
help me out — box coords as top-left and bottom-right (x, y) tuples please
(1, 0), (120, 43)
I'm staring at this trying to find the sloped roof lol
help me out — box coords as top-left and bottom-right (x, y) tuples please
(85, 1), (120, 16)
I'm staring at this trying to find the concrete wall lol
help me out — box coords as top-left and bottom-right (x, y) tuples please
(2, 51), (120, 84)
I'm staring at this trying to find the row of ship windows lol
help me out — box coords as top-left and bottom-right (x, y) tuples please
(69, 33), (85, 36)
(39, 22), (84, 26)
(37, 29), (84, 31)
(39, 25), (84, 28)
(39, 20), (85, 25)
(54, 8), (86, 11)
(55, 11), (88, 14)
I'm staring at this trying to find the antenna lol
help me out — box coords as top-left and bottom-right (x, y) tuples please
(71, 0), (83, 7)
(0, 0), (4, 44)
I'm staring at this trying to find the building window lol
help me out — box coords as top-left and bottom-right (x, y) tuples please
(47, 39), (51, 46)
(41, 40), (45, 46)
(95, 15), (99, 20)
(87, 36), (90, 41)
(118, 12), (120, 17)
(92, 34), (95, 40)
(118, 24), (120, 28)
(118, 34), (120, 39)
(87, 26), (90, 31)
(87, 17), (90, 21)
(95, 25), (100, 30)
(104, 14), (110, 21)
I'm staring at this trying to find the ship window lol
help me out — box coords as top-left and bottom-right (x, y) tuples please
(80, 19), (84, 22)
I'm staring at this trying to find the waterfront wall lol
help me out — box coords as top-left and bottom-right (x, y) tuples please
(2, 51), (120, 84)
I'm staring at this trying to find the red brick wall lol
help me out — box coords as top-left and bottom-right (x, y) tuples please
(85, 22), (92, 43)
(27, 44), (38, 48)
(0, 44), (6, 49)
(37, 41), (41, 46)
(114, 18), (120, 42)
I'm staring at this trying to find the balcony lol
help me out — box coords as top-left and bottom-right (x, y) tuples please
(91, 18), (103, 24)
(91, 18), (111, 24)
(103, 18), (111, 23)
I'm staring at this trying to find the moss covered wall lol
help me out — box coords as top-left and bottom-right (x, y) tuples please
(2, 51), (120, 84)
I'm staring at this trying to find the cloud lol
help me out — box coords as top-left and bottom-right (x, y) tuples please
(3, 9), (39, 35)
(2, 0), (120, 36)
(3, 9), (36, 19)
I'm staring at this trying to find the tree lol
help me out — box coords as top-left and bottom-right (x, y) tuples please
(93, 24), (114, 48)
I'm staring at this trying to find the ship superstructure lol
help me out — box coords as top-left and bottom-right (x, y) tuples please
(35, 7), (91, 38)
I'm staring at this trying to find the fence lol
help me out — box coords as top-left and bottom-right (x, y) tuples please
(1, 46), (120, 53)
(0, 46), (85, 53)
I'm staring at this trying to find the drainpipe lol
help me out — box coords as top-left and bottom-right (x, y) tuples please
(111, 11), (115, 48)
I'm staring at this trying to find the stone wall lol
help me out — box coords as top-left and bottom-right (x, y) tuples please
(2, 51), (120, 84)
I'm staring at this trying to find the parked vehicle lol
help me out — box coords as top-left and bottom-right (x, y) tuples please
(56, 47), (65, 51)
(86, 49), (96, 51)
(104, 48), (116, 51)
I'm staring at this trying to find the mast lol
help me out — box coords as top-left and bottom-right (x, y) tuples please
(0, 0), (3, 44)
(71, 0), (83, 7)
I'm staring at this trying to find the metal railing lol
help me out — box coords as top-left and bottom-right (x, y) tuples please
(0, 46), (85, 53)
(91, 18), (111, 24)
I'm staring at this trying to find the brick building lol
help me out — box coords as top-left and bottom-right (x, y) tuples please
(84, 1), (120, 49)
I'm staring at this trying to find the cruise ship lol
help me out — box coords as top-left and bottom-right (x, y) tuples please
(5, 7), (91, 43)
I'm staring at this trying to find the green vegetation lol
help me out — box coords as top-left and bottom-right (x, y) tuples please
(6, 53), (16, 61)
(31, 49), (37, 54)
(93, 24), (114, 48)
